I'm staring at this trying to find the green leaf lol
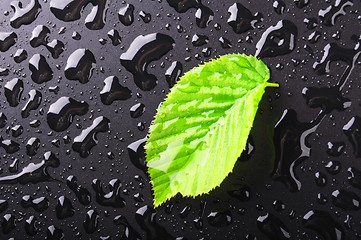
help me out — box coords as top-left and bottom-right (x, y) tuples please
(145, 53), (278, 207)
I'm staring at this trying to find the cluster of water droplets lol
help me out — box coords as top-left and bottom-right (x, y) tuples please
(0, 0), (360, 239)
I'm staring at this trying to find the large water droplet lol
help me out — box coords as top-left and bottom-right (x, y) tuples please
(318, 0), (354, 26)
(65, 48), (96, 84)
(303, 210), (344, 240)
(332, 189), (360, 211)
(72, 116), (110, 158)
(10, 0), (41, 29)
(120, 33), (175, 91)
(255, 20), (297, 58)
(21, 89), (42, 118)
(56, 196), (75, 219)
(47, 96), (89, 132)
(343, 116), (361, 158)
(118, 4), (134, 26)
(0, 151), (59, 184)
(92, 178), (126, 208)
(195, 5), (213, 28)
(135, 205), (174, 239)
(4, 78), (24, 107)
(207, 210), (232, 227)
(29, 54), (53, 84)
(165, 61), (182, 88)
(227, 3), (263, 34)
(0, 32), (17, 52)
(83, 209), (99, 233)
(257, 213), (291, 239)
(66, 175), (91, 205)
(100, 76), (132, 105)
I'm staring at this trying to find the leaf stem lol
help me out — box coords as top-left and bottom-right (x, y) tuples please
(265, 82), (279, 88)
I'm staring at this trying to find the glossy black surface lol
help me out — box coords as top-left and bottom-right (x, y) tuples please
(0, 0), (360, 239)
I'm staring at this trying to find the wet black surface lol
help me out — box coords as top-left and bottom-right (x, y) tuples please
(0, 0), (360, 239)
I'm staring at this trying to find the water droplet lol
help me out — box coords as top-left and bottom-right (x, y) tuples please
(50, 0), (108, 30)
(257, 213), (290, 239)
(191, 34), (209, 47)
(202, 47), (212, 57)
(56, 196), (74, 219)
(227, 3), (263, 34)
(100, 76), (132, 105)
(92, 178), (126, 208)
(195, 6), (213, 28)
(83, 209), (99, 233)
(107, 29), (121, 46)
(10, 0), (41, 29)
(65, 48), (96, 84)
(273, 200), (286, 211)
(14, 49), (27, 63)
(25, 216), (38, 236)
(228, 185), (251, 201)
(118, 4), (134, 26)
(319, 0), (354, 26)
(317, 193), (328, 204)
(21, 195), (49, 212)
(348, 167), (361, 189)
(303, 210), (344, 240)
(72, 116), (110, 158)
(29, 54), (53, 84)
(166, 0), (201, 13)
(165, 61), (182, 88)
(22, 90), (42, 118)
(332, 189), (360, 211)
(84, 0), (109, 30)
(2, 214), (16, 234)
(207, 210), (232, 227)
(308, 31), (322, 43)
(193, 217), (203, 229)
(130, 103), (145, 118)
(72, 31), (81, 40)
(46, 225), (64, 240)
(219, 37), (232, 49)
(0, 113), (7, 128)
(294, 0), (309, 8)
(315, 171), (327, 187)
(302, 86), (351, 114)
(66, 175), (91, 205)
(127, 137), (147, 172)
(114, 214), (141, 239)
(255, 20), (297, 58)
(0, 32), (17, 52)
(313, 43), (360, 76)
(10, 129), (23, 144)
(120, 33), (175, 91)
(272, 109), (321, 191)
(273, 1), (286, 15)
(136, 205), (174, 239)
(179, 205), (191, 218)
(304, 17), (318, 29)
(343, 116), (361, 158)
(325, 161), (341, 175)
(4, 78), (24, 107)
(47, 96), (89, 132)
(9, 158), (19, 173)
(0, 67), (9, 76)
(139, 10), (151, 23)
(0, 200), (8, 214)
(0, 151), (59, 184)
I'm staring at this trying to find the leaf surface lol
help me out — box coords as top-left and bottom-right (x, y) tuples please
(145, 54), (278, 207)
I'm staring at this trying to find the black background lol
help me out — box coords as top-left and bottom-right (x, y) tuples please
(0, 0), (360, 239)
